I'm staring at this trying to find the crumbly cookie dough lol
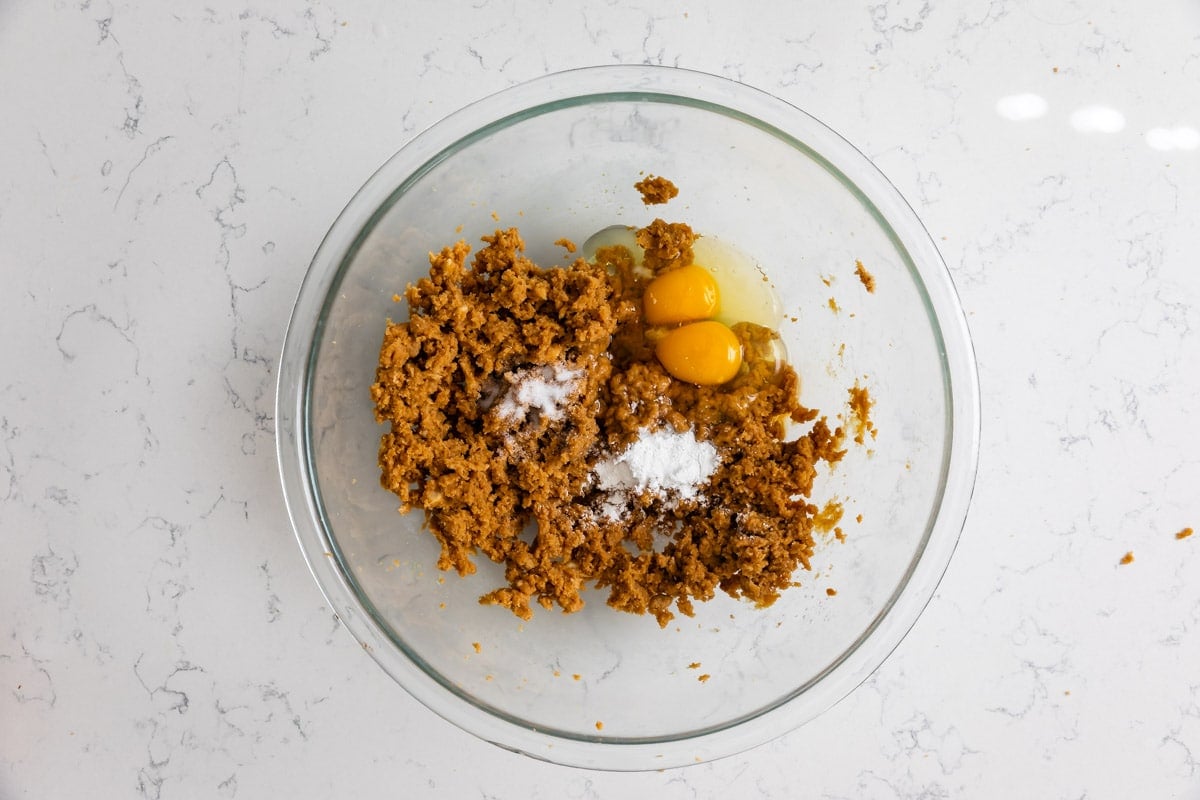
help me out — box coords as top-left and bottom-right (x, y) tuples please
(372, 202), (845, 626)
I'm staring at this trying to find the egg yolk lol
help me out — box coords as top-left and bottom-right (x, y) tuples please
(654, 321), (743, 386)
(642, 265), (719, 325)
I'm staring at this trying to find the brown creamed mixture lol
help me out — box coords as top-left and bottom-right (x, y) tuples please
(372, 190), (845, 626)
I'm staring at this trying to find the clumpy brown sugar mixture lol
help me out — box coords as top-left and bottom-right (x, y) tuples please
(634, 174), (680, 205)
(372, 185), (846, 626)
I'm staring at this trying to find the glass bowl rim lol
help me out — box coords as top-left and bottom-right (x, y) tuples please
(275, 64), (981, 771)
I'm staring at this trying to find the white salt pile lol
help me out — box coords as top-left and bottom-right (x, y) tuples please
(495, 363), (582, 424)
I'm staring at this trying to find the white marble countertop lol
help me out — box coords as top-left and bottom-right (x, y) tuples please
(3, 1), (1199, 797)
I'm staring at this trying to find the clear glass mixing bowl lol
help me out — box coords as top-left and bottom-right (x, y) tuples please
(276, 65), (979, 770)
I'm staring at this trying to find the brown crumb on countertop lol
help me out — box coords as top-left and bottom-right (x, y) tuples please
(697, 674), (710, 683)
(827, 297), (840, 313)
(472, 642), (481, 654)
(490, 210), (500, 221)
(1119, 551), (1134, 565)
(856, 513), (863, 524)
(554, 237), (577, 254)
(634, 174), (679, 205)
(826, 587), (837, 596)
(1176, 527), (1194, 540)
(854, 260), (876, 293)
(848, 383), (877, 445)
(595, 721), (604, 730)
(687, 662), (701, 669)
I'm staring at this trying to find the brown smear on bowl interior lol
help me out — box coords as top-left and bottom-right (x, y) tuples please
(848, 383), (877, 445)
(371, 178), (850, 627)
(813, 500), (844, 533)
(854, 260), (876, 293)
